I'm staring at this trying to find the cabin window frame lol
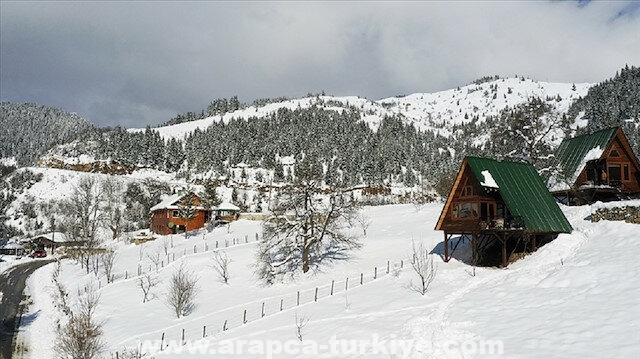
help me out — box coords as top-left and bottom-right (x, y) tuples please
(452, 202), (479, 220)
(172, 210), (179, 218)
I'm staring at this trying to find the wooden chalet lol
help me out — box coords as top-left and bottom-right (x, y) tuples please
(435, 157), (572, 267)
(150, 192), (212, 235)
(548, 127), (640, 204)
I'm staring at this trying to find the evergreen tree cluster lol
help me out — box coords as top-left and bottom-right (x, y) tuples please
(568, 65), (640, 153)
(0, 102), (96, 166)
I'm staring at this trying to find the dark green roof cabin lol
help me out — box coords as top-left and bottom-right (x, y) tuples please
(436, 157), (572, 267)
(548, 127), (640, 203)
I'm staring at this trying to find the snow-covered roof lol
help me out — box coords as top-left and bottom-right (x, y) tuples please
(33, 232), (69, 243)
(150, 193), (183, 212)
(480, 170), (499, 188)
(1, 241), (24, 250)
(217, 202), (240, 211)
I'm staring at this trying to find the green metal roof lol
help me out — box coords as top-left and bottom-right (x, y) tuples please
(466, 157), (573, 233)
(552, 127), (618, 187)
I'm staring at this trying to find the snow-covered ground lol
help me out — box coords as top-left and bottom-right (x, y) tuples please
(16, 202), (640, 358)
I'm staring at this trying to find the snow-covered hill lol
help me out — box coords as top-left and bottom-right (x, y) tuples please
(129, 77), (591, 141)
(16, 203), (640, 358)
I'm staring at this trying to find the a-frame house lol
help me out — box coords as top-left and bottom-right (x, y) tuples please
(435, 157), (572, 267)
(547, 127), (640, 204)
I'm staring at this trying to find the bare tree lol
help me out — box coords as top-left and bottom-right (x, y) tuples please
(410, 242), (437, 295)
(56, 284), (104, 359)
(166, 264), (199, 317)
(101, 178), (124, 240)
(353, 211), (372, 237)
(211, 251), (232, 284)
(60, 177), (105, 273)
(295, 312), (310, 342)
(146, 248), (162, 271)
(100, 250), (117, 283)
(258, 182), (359, 282)
(138, 272), (160, 303)
(161, 236), (171, 255)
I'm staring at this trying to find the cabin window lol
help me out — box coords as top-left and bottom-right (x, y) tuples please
(610, 147), (620, 157)
(608, 164), (622, 182)
(497, 203), (506, 219)
(453, 202), (478, 219)
(623, 164), (630, 181)
(462, 185), (475, 197)
(172, 210), (179, 218)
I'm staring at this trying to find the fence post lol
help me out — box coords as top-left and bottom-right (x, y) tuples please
(401, 259), (404, 269)
(243, 309), (247, 324)
(297, 291), (300, 306)
(161, 332), (164, 350)
(374, 267), (377, 279)
(203, 325), (206, 338)
(360, 273), (363, 285)
(194, 245), (197, 253)
(330, 280), (334, 295)
(223, 320), (227, 331)
(387, 260), (390, 274)
(261, 302), (265, 317)
(125, 270), (128, 279)
(182, 329), (185, 345)
(345, 277), (349, 291)
(280, 299), (284, 311)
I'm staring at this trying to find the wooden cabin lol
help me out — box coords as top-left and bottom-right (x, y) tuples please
(436, 157), (572, 267)
(150, 192), (212, 235)
(548, 127), (640, 204)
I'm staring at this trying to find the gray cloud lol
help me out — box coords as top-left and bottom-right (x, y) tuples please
(1, 1), (639, 128)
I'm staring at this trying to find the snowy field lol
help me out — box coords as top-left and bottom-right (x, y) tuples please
(16, 203), (640, 358)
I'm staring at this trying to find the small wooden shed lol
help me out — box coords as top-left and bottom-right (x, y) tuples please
(435, 157), (572, 267)
(215, 202), (241, 222)
(548, 127), (640, 204)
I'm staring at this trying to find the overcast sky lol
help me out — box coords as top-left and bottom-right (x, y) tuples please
(1, 1), (639, 128)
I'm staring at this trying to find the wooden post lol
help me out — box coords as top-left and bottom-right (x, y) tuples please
(374, 267), (377, 279)
(501, 237), (507, 268)
(223, 320), (227, 331)
(161, 332), (165, 350)
(444, 232), (450, 262)
(261, 302), (265, 317)
(255, 233), (259, 241)
(360, 273), (363, 285)
(203, 325), (206, 338)
(245, 235), (248, 243)
(471, 233), (478, 267)
(400, 260), (403, 269)
(387, 260), (390, 274)
(125, 270), (128, 279)
(194, 245), (196, 253)
(297, 291), (300, 306)
(314, 287), (318, 302)
(243, 309), (247, 324)
(345, 277), (349, 291)
(181, 328), (185, 345)
(330, 280), (334, 295)
(280, 299), (284, 311)
(216, 241), (219, 248)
